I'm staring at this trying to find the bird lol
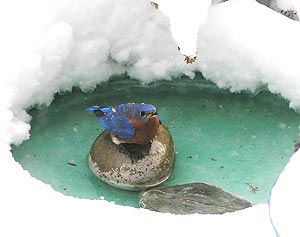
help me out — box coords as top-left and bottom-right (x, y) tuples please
(87, 103), (161, 145)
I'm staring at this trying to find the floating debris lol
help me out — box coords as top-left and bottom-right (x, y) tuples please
(294, 140), (300, 153)
(166, 126), (176, 129)
(150, 2), (158, 9)
(67, 161), (77, 166)
(245, 183), (259, 194)
(140, 183), (252, 215)
(184, 55), (197, 64)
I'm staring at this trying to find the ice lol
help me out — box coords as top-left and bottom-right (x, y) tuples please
(1, 0), (300, 236)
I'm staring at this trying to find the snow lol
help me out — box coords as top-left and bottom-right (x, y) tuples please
(197, 0), (300, 108)
(1, 0), (300, 236)
(158, 0), (211, 56)
(273, 0), (295, 10)
(270, 150), (300, 236)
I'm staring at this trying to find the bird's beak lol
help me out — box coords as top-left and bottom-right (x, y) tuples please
(147, 112), (158, 118)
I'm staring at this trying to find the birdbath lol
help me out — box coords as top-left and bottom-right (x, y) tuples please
(12, 75), (298, 207)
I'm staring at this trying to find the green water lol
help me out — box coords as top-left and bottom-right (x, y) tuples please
(12, 74), (300, 208)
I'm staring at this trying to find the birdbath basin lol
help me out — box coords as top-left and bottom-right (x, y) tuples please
(12, 74), (298, 208)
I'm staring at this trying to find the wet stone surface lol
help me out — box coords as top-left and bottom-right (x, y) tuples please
(139, 182), (253, 214)
(88, 125), (175, 191)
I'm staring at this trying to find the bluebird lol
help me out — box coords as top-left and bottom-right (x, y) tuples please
(87, 103), (160, 145)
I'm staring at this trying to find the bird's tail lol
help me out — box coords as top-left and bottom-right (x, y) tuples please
(86, 106), (111, 117)
(86, 106), (102, 112)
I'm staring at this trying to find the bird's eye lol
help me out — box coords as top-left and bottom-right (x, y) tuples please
(140, 111), (146, 116)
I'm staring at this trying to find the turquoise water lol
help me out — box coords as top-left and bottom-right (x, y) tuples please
(12, 74), (299, 207)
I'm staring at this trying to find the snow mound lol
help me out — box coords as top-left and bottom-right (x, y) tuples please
(197, 0), (300, 108)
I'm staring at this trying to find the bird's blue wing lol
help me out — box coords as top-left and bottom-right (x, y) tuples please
(87, 106), (113, 119)
(99, 114), (135, 140)
(87, 105), (135, 140)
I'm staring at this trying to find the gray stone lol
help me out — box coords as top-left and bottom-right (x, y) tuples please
(88, 125), (175, 191)
(139, 182), (252, 214)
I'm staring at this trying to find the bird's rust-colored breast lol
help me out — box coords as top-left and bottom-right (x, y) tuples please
(114, 115), (160, 144)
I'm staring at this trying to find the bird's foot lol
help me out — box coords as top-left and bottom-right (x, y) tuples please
(111, 135), (122, 145)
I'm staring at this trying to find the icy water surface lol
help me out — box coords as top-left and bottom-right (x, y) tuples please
(12, 74), (299, 207)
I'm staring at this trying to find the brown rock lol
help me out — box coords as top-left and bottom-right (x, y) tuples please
(88, 125), (175, 190)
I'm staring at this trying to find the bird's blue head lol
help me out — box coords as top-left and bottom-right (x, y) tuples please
(125, 103), (158, 123)
(138, 104), (157, 116)
(118, 103), (157, 123)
